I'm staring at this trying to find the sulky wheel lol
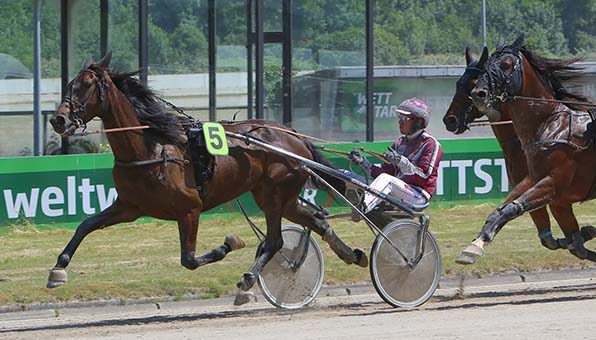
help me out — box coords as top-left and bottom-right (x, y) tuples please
(257, 224), (324, 309)
(369, 219), (441, 308)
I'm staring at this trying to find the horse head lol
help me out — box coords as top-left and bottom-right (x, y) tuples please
(442, 46), (490, 134)
(50, 51), (113, 135)
(471, 34), (525, 114)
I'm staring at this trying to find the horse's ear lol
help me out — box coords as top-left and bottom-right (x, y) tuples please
(496, 35), (504, 50)
(512, 33), (525, 48)
(479, 46), (489, 66)
(465, 47), (473, 65)
(97, 50), (112, 68)
(82, 57), (93, 69)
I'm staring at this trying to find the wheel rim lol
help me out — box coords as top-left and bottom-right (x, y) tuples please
(258, 225), (324, 309)
(371, 220), (441, 308)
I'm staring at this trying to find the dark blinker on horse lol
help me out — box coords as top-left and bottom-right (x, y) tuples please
(442, 42), (579, 258)
(47, 52), (367, 301)
(458, 34), (596, 264)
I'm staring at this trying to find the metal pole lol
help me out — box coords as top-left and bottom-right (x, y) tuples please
(138, 0), (148, 84)
(60, 0), (69, 154)
(246, 0), (253, 119)
(365, 0), (374, 142)
(482, 0), (487, 47)
(282, 0), (292, 127)
(33, 0), (42, 156)
(208, 0), (216, 121)
(100, 0), (108, 57)
(255, 0), (264, 119)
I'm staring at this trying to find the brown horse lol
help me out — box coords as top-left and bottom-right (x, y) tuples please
(47, 52), (367, 298)
(459, 34), (596, 264)
(442, 45), (578, 255)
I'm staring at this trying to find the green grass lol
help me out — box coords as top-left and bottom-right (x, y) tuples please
(1, 201), (595, 307)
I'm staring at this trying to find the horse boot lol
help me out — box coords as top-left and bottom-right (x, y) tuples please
(580, 226), (596, 243)
(539, 230), (566, 250)
(567, 231), (589, 260)
(323, 227), (368, 267)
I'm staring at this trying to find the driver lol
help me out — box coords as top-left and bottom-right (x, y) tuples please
(349, 98), (443, 212)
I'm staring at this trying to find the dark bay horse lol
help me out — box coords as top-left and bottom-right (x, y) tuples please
(442, 45), (579, 257)
(47, 52), (367, 297)
(460, 35), (596, 264)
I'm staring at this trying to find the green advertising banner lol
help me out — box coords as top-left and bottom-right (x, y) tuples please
(0, 138), (507, 228)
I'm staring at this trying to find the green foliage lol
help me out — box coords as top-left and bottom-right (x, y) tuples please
(0, 0), (593, 79)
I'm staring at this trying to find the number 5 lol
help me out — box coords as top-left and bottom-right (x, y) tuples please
(202, 122), (229, 155)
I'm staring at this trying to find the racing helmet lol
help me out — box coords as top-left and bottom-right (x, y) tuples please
(395, 98), (430, 128)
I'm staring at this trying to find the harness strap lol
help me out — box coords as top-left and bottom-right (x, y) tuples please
(114, 148), (188, 167)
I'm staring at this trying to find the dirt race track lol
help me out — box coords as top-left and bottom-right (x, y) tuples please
(1, 268), (595, 340)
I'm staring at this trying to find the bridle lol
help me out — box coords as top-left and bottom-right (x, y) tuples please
(478, 48), (596, 109)
(445, 65), (485, 132)
(62, 67), (108, 133)
(480, 48), (523, 108)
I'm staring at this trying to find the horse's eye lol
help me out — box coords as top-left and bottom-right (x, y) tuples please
(500, 60), (513, 72)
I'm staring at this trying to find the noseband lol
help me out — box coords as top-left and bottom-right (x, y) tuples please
(63, 68), (108, 132)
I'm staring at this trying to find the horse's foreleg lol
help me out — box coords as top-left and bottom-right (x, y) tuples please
(47, 200), (140, 288)
(284, 204), (367, 267)
(457, 177), (555, 265)
(177, 211), (246, 270)
(550, 204), (596, 262)
(192, 235), (246, 269)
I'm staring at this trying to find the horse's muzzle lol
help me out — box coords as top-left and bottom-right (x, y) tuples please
(443, 115), (459, 133)
(50, 113), (70, 135)
(471, 88), (491, 112)
(471, 87), (488, 102)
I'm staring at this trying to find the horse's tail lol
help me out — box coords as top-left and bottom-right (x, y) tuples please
(304, 140), (347, 195)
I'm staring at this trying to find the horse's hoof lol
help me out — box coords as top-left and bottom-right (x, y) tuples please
(46, 267), (67, 288)
(233, 291), (255, 306)
(456, 244), (484, 265)
(225, 234), (246, 251)
(236, 272), (257, 291)
(354, 249), (368, 267)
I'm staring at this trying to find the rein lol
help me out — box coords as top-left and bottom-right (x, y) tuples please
(71, 125), (151, 137)
(245, 124), (336, 144)
(469, 120), (513, 127)
(511, 95), (596, 107)
(359, 147), (390, 164)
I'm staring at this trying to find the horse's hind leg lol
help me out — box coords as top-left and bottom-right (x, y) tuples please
(47, 200), (140, 288)
(550, 204), (596, 262)
(530, 207), (566, 250)
(177, 210), (245, 270)
(284, 203), (368, 267)
(236, 209), (284, 292)
(235, 184), (296, 294)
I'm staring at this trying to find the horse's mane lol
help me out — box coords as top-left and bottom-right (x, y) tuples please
(109, 70), (188, 145)
(518, 47), (593, 110)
